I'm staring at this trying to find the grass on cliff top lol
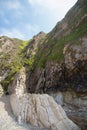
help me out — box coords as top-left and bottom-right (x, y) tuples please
(34, 21), (87, 68)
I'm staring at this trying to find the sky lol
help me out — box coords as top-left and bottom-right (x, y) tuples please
(0, 0), (77, 40)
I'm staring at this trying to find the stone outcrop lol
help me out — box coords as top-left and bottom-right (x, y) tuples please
(0, 94), (48, 130)
(27, 0), (87, 94)
(28, 37), (87, 93)
(9, 68), (80, 130)
(0, 0), (87, 130)
(64, 38), (87, 69)
(51, 90), (87, 130)
(10, 93), (80, 130)
(27, 39), (87, 129)
(0, 36), (22, 84)
(63, 38), (87, 93)
(24, 31), (46, 59)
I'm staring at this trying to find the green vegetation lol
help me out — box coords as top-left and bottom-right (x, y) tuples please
(22, 54), (35, 70)
(1, 40), (29, 94)
(34, 20), (87, 68)
(1, 38), (38, 94)
(19, 40), (29, 50)
(1, 3), (87, 93)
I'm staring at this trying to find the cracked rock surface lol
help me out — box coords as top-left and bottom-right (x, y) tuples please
(0, 94), (47, 130)
(10, 93), (80, 130)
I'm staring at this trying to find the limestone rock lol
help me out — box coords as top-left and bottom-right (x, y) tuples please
(10, 93), (80, 130)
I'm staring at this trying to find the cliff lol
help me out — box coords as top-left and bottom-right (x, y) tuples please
(0, 0), (87, 130)
(28, 0), (87, 93)
(9, 68), (80, 130)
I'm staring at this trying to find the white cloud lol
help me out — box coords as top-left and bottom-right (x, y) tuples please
(4, 1), (24, 21)
(21, 23), (40, 39)
(28, 0), (58, 10)
(28, 0), (78, 26)
(28, 0), (77, 11)
(0, 28), (25, 39)
(0, 24), (40, 40)
(6, 1), (22, 10)
(25, 24), (40, 34)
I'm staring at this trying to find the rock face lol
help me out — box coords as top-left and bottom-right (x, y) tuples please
(0, 36), (22, 75)
(24, 1), (87, 129)
(28, 0), (87, 93)
(0, 95), (31, 130)
(0, 0), (87, 130)
(10, 94), (80, 130)
(51, 91), (87, 130)
(8, 67), (27, 95)
(28, 38), (87, 93)
(9, 68), (80, 130)
(25, 31), (46, 58)
(27, 39), (87, 129)
(0, 94), (48, 130)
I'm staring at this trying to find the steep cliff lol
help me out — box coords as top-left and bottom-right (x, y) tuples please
(0, 32), (46, 94)
(0, 36), (29, 94)
(28, 0), (87, 93)
(0, 0), (87, 130)
(9, 68), (80, 130)
(24, 0), (87, 129)
(0, 36), (22, 75)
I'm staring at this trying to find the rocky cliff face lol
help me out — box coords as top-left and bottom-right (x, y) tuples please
(0, 36), (23, 94)
(0, 36), (22, 75)
(28, 38), (87, 93)
(24, 32), (46, 58)
(0, 36), (29, 94)
(26, 38), (87, 129)
(51, 90), (87, 130)
(9, 70), (80, 130)
(24, 0), (87, 129)
(28, 0), (87, 93)
(0, 0), (87, 130)
(10, 93), (80, 130)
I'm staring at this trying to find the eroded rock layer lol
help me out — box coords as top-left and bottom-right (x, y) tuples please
(10, 93), (80, 130)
